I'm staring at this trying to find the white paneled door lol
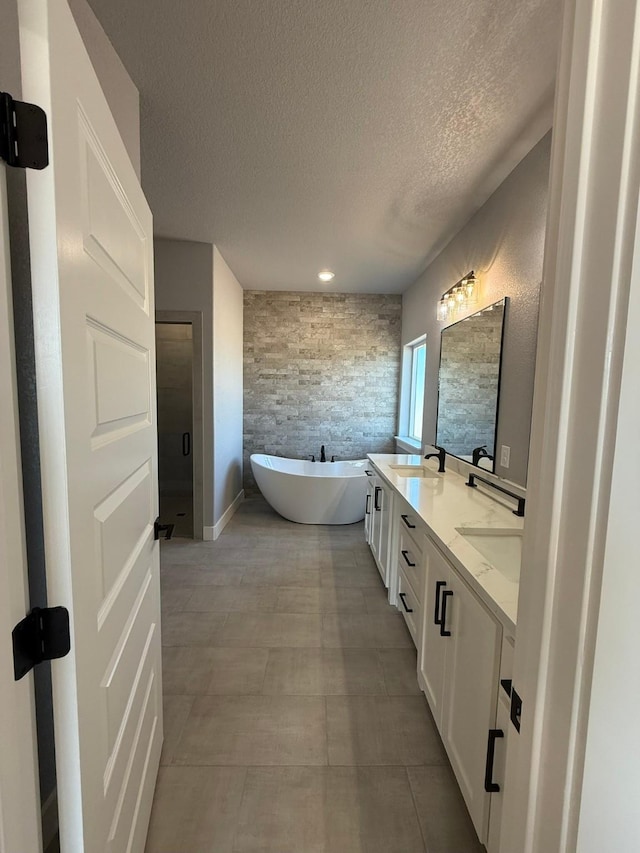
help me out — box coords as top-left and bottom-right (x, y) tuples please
(19, 2), (163, 851)
(0, 166), (42, 852)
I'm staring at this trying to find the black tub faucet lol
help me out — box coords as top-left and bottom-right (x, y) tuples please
(320, 445), (326, 462)
(424, 445), (446, 473)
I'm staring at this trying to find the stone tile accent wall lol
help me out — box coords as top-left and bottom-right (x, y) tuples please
(244, 292), (402, 493)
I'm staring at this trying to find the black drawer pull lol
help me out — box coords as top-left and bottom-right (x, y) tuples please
(434, 580), (447, 625)
(365, 493), (371, 515)
(374, 486), (382, 511)
(365, 469), (374, 477)
(401, 549), (416, 567)
(399, 592), (413, 614)
(440, 589), (453, 637)
(400, 514), (416, 529)
(484, 728), (504, 793)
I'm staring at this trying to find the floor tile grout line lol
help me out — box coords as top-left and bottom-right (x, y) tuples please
(227, 765), (249, 853)
(258, 647), (272, 695)
(324, 695), (330, 767)
(405, 765), (429, 853)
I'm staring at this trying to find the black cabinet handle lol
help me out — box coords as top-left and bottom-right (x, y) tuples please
(399, 592), (413, 614)
(484, 729), (504, 793)
(374, 486), (382, 511)
(365, 469), (374, 477)
(401, 549), (416, 567)
(365, 493), (371, 515)
(182, 431), (191, 456)
(434, 580), (447, 625)
(398, 592), (413, 613)
(400, 514), (416, 529)
(439, 589), (453, 637)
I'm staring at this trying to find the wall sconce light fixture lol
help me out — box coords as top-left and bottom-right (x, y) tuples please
(437, 271), (477, 322)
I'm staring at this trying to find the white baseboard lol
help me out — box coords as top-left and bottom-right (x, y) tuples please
(41, 788), (58, 851)
(202, 526), (214, 541)
(212, 490), (244, 540)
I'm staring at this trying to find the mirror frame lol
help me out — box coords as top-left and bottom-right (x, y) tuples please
(435, 296), (509, 473)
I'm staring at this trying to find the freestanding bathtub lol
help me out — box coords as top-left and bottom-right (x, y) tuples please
(250, 454), (368, 525)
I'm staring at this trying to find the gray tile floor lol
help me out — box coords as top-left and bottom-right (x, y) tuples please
(146, 497), (483, 853)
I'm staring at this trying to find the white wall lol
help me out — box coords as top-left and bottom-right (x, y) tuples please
(402, 133), (551, 486)
(154, 241), (245, 538)
(154, 239), (214, 531)
(212, 248), (244, 530)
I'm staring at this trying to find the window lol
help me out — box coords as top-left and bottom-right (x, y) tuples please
(407, 338), (426, 442)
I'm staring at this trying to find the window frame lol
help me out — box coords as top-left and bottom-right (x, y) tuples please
(400, 335), (426, 445)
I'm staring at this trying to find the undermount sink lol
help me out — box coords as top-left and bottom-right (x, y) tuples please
(388, 464), (440, 478)
(455, 527), (523, 582)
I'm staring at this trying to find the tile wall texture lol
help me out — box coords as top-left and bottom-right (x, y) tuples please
(243, 292), (402, 493)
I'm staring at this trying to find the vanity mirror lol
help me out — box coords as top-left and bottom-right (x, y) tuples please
(436, 298), (507, 472)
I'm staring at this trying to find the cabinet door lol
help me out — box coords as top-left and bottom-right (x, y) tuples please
(364, 478), (374, 543)
(370, 479), (383, 565)
(486, 700), (509, 853)
(377, 482), (393, 585)
(441, 568), (502, 842)
(419, 538), (450, 726)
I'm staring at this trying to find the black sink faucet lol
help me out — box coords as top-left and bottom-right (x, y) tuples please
(472, 445), (493, 466)
(424, 445), (446, 473)
(320, 445), (326, 462)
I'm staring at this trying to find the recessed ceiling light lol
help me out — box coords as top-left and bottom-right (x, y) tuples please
(318, 270), (335, 282)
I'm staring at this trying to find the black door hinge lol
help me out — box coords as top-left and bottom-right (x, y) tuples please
(154, 517), (174, 541)
(12, 606), (70, 681)
(0, 91), (49, 170)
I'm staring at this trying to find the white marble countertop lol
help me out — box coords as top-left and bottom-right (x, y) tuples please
(367, 454), (522, 635)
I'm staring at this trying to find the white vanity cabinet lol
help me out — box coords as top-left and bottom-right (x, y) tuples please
(365, 468), (394, 588)
(419, 535), (503, 845)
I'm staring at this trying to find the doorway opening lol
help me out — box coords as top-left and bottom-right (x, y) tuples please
(156, 321), (196, 538)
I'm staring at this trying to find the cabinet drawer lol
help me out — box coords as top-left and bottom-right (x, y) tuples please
(398, 529), (424, 599)
(397, 569), (420, 647)
(398, 506), (421, 540)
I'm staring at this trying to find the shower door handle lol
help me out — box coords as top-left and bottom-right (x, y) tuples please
(182, 432), (191, 456)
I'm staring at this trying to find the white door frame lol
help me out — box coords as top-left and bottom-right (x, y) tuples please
(501, 0), (640, 849)
(0, 163), (42, 852)
(155, 310), (204, 539)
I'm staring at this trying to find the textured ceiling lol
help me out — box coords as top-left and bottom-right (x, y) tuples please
(87, 0), (561, 292)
